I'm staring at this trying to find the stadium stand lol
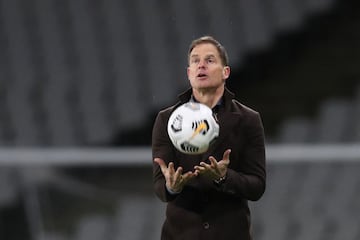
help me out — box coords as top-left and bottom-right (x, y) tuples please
(1, 160), (358, 240)
(0, 0), (339, 146)
(251, 162), (360, 240)
(276, 85), (360, 143)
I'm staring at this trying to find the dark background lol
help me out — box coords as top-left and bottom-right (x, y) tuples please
(1, 0), (360, 239)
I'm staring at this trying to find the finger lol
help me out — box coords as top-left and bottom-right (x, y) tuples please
(154, 157), (164, 166)
(200, 161), (212, 171)
(174, 167), (183, 181)
(194, 165), (206, 172)
(183, 171), (197, 180)
(199, 161), (209, 166)
(208, 156), (218, 167)
(168, 162), (176, 179)
(194, 167), (208, 176)
(154, 158), (167, 172)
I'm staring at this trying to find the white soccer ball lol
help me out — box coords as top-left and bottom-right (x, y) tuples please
(167, 102), (219, 155)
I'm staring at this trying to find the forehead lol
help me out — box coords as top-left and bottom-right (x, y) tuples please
(190, 43), (220, 58)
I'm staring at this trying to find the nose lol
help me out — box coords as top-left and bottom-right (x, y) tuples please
(198, 59), (206, 68)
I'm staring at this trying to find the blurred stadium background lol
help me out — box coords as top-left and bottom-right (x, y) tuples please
(0, 0), (360, 239)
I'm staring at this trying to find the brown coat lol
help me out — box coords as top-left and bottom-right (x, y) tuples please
(152, 88), (266, 240)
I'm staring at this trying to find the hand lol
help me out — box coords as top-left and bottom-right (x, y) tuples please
(154, 158), (197, 193)
(194, 149), (231, 181)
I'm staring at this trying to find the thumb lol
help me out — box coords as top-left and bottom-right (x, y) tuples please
(223, 149), (231, 163)
(154, 158), (167, 171)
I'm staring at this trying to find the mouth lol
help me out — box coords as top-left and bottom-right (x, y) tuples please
(197, 73), (208, 79)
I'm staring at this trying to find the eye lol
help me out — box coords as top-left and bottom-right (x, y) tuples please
(190, 58), (200, 64)
(206, 57), (215, 63)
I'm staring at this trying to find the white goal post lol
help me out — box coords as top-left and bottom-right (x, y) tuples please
(0, 143), (359, 166)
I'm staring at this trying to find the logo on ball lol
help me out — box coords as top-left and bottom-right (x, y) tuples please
(170, 114), (183, 133)
(190, 120), (209, 139)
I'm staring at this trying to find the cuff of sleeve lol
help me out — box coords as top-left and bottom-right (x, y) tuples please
(166, 185), (181, 195)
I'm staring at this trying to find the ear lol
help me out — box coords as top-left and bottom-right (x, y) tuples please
(187, 66), (191, 79)
(222, 66), (230, 80)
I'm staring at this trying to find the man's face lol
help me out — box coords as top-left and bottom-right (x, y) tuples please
(187, 43), (230, 91)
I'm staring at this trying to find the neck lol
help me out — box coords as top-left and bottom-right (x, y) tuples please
(192, 86), (225, 108)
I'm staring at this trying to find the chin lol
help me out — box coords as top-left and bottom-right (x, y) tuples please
(196, 86), (217, 92)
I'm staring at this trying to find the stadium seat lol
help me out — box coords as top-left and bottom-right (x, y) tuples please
(0, 168), (18, 207)
(73, 215), (111, 240)
(351, 84), (360, 141)
(277, 117), (314, 142)
(237, 0), (273, 51)
(315, 98), (352, 142)
(67, 0), (113, 144)
(112, 195), (165, 240)
(39, 232), (67, 240)
(1, 0), (41, 145)
(34, 0), (78, 145)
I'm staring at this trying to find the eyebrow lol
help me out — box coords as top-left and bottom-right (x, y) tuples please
(190, 54), (216, 59)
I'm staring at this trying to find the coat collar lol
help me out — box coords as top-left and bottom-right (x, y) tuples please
(177, 87), (235, 112)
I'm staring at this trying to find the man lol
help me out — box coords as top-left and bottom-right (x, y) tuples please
(152, 36), (266, 240)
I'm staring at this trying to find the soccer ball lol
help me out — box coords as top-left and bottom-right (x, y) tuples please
(167, 102), (219, 155)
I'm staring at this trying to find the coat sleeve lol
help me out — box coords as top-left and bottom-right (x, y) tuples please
(221, 112), (266, 201)
(152, 111), (178, 202)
